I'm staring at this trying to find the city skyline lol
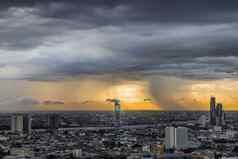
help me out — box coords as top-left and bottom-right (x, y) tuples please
(1, 1), (238, 159)
(1, 0), (238, 111)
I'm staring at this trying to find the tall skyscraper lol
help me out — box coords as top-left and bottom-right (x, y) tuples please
(114, 99), (121, 128)
(222, 111), (226, 125)
(48, 114), (59, 133)
(210, 96), (216, 125)
(105, 99), (122, 146)
(165, 127), (175, 150)
(11, 114), (23, 133)
(11, 115), (16, 132)
(11, 114), (31, 134)
(23, 115), (32, 134)
(106, 98), (121, 128)
(216, 103), (223, 126)
(209, 97), (225, 126)
(175, 127), (188, 150)
(165, 126), (188, 150)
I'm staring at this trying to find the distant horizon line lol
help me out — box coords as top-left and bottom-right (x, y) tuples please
(0, 109), (237, 114)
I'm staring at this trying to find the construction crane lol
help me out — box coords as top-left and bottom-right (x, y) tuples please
(106, 98), (121, 128)
(106, 98), (152, 146)
(106, 98), (152, 125)
(106, 99), (120, 111)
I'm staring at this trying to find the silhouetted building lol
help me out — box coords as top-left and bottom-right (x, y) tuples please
(216, 103), (224, 126)
(210, 96), (216, 125)
(48, 114), (59, 133)
(11, 115), (16, 132)
(210, 97), (225, 126)
(106, 99), (121, 128)
(23, 115), (32, 134)
(114, 99), (121, 128)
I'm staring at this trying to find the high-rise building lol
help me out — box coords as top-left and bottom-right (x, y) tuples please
(210, 96), (216, 125)
(11, 115), (16, 132)
(165, 126), (188, 150)
(209, 97), (226, 126)
(11, 114), (23, 133)
(175, 127), (188, 150)
(72, 149), (82, 158)
(216, 103), (223, 126)
(222, 111), (226, 125)
(198, 115), (207, 127)
(165, 127), (175, 150)
(106, 98), (121, 128)
(23, 115), (32, 134)
(48, 114), (59, 133)
(11, 114), (31, 134)
(114, 99), (121, 128)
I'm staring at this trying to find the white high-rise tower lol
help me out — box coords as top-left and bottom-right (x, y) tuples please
(175, 127), (188, 150)
(11, 114), (23, 133)
(11, 114), (31, 134)
(165, 127), (175, 149)
(165, 126), (188, 150)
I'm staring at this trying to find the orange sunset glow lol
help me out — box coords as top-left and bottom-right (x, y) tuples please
(1, 77), (230, 111)
(0, 0), (238, 113)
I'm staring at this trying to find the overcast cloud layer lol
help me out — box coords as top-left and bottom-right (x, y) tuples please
(0, 0), (238, 81)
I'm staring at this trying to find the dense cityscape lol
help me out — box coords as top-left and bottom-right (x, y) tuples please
(0, 97), (235, 158)
(1, 0), (238, 159)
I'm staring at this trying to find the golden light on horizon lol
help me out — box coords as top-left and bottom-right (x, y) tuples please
(182, 80), (238, 110)
(27, 79), (160, 110)
(21, 76), (238, 111)
(105, 84), (146, 102)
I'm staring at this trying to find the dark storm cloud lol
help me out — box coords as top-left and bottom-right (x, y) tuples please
(1, 0), (238, 81)
(3, 0), (237, 22)
(2, 0), (238, 24)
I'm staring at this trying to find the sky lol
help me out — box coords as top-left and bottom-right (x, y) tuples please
(0, 0), (238, 111)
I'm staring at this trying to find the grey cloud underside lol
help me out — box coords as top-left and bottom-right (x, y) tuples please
(1, 0), (238, 80)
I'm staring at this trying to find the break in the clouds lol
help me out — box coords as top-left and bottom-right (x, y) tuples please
(0, 0), (238, 80)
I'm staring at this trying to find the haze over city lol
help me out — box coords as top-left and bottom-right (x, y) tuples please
(1, 0), (238, 111)
(2, 1), (238, 159)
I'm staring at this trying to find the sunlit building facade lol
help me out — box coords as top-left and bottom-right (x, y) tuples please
(165, 126), (175, 150)
(175, 127), (188, 150)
